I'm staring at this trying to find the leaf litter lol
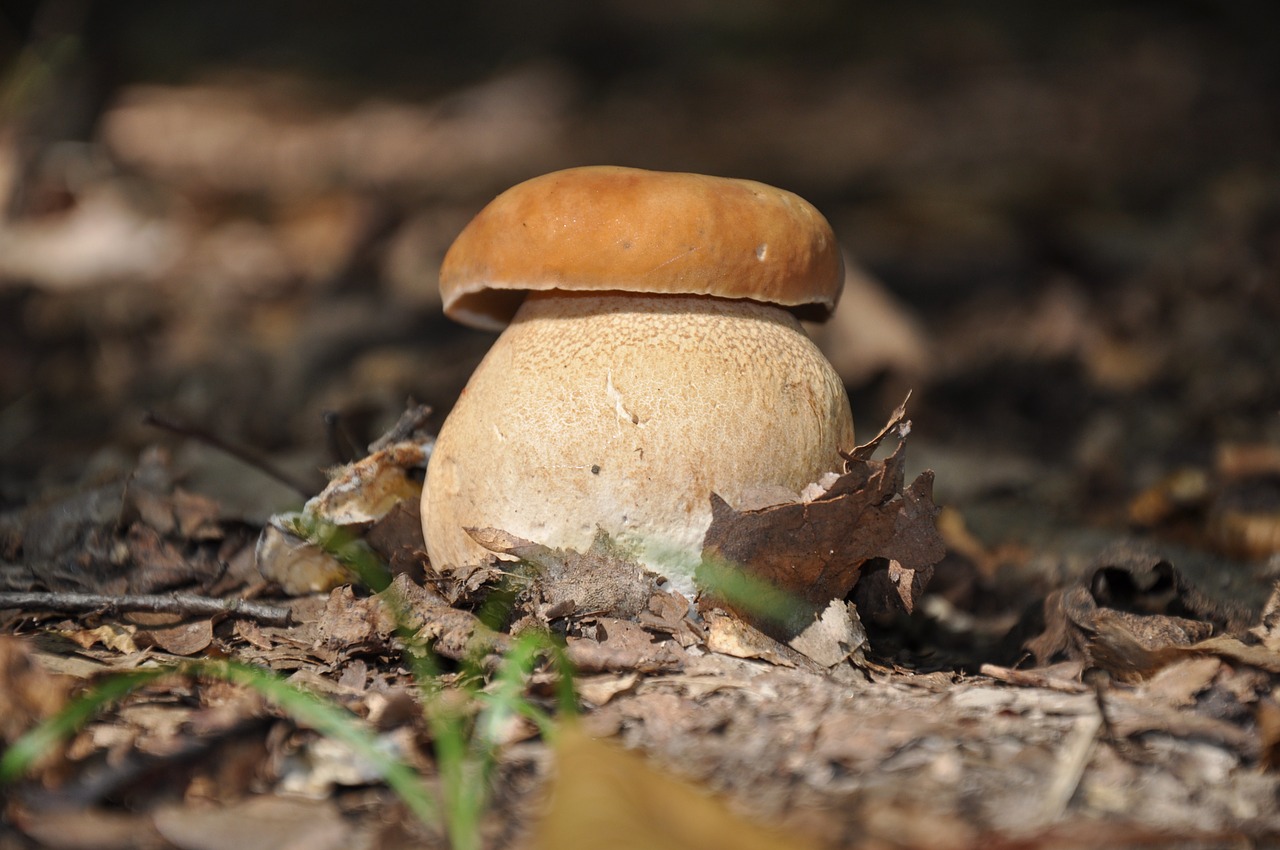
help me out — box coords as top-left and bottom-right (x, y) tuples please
(7, 395), (1280, 849)
(5, 21), (1280, 845)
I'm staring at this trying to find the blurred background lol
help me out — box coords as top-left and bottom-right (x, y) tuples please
(2, 0), (1278, 578)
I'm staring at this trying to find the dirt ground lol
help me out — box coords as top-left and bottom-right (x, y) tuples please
(3, 3), (1280, 848)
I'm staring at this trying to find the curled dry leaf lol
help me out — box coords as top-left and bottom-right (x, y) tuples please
(257, 427), (431, 594)
(1024, 582), (1213, 682)
(255, 519), (350, 595)
(1022, 545), (1280, 682)
(698, 400), (944, 639)
(306, 441), (429, 527)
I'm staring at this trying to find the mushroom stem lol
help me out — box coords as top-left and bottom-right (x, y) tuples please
(423, 292), (854, 592)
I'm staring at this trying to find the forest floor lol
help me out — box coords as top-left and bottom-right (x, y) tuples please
(3, 6), (1280, 848)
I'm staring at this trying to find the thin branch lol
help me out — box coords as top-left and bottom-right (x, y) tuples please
(367, 401), (435, 454)
(0, 591), (292, 626)
(142, 410), (318, 496)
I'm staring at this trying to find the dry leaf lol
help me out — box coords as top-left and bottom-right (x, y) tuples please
(64, 624), (140, 654)
(1022, 543), (1256, 681)
(306, 440), (428, 527)
(788, 600), (868, 668)
(565, 619), (687, 674)
(363, 500), (428, 580)
(635, 588), (704, 647)
(0, 634), (72, 745)
(316, 585), (395, 651)
(699, 401), (943, 638)
(153, 795), (351, 850)
(576, 672), (640, 707)
(532, 725), (822, 850)
(145, 621), (215, 656)
(254, 518), (350, 595)
(703, 610), (820, 671)
(14, 807), (168, 850)
(1186, 635), (1280, 675)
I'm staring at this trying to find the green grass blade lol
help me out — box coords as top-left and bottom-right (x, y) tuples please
(0, 659), (438, 827)
(206, 660), (438, 824)
(0, 666), (171, 783)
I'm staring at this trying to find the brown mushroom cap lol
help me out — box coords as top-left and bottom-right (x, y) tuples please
(439, 166), (844, 331)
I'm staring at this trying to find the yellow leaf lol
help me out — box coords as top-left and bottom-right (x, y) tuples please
(532, 725), (822, 850)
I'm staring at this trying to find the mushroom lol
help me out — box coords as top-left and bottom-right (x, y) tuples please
(423, 166), (854, 594)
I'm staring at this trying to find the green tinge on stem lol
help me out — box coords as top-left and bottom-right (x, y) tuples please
(285, 512), (394, 592)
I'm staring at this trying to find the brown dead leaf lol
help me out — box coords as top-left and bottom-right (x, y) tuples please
(254, 518), (350, 595)
(122, 448), (226, 543)
(1186, 635), (1280, 675)
(316, 585), (395, 652)
(1258, 699), (1280, 770)
(532, 724), (822, 850)
(0, 634), (72, 746)
(153, 795), (351, 850)
(133, 616), (215, 656)
(1021, 545), (1257, 681)
(1135, 656), (1222, 706)
(364, 499), (428, 581)
(788, 600), (868, 668)
(13, 807), (168, 850)
(635, 587), (704, 647)
(566, 618), (687, 674)
(380, 575), (514, 664)
(64, 623), (139, 654)
(703, 610), (821, 671)
(576, 672), (641, 707)
(306, 440), (428, 527)
(699, 410), (943, 638)
(1025, 584), (1211, 682)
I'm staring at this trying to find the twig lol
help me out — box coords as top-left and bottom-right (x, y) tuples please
(1034, 708), (1102, 825)
(368, 401), (435, 454)
(142, 410), (318, 496)
(0, 591), (292, 626)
